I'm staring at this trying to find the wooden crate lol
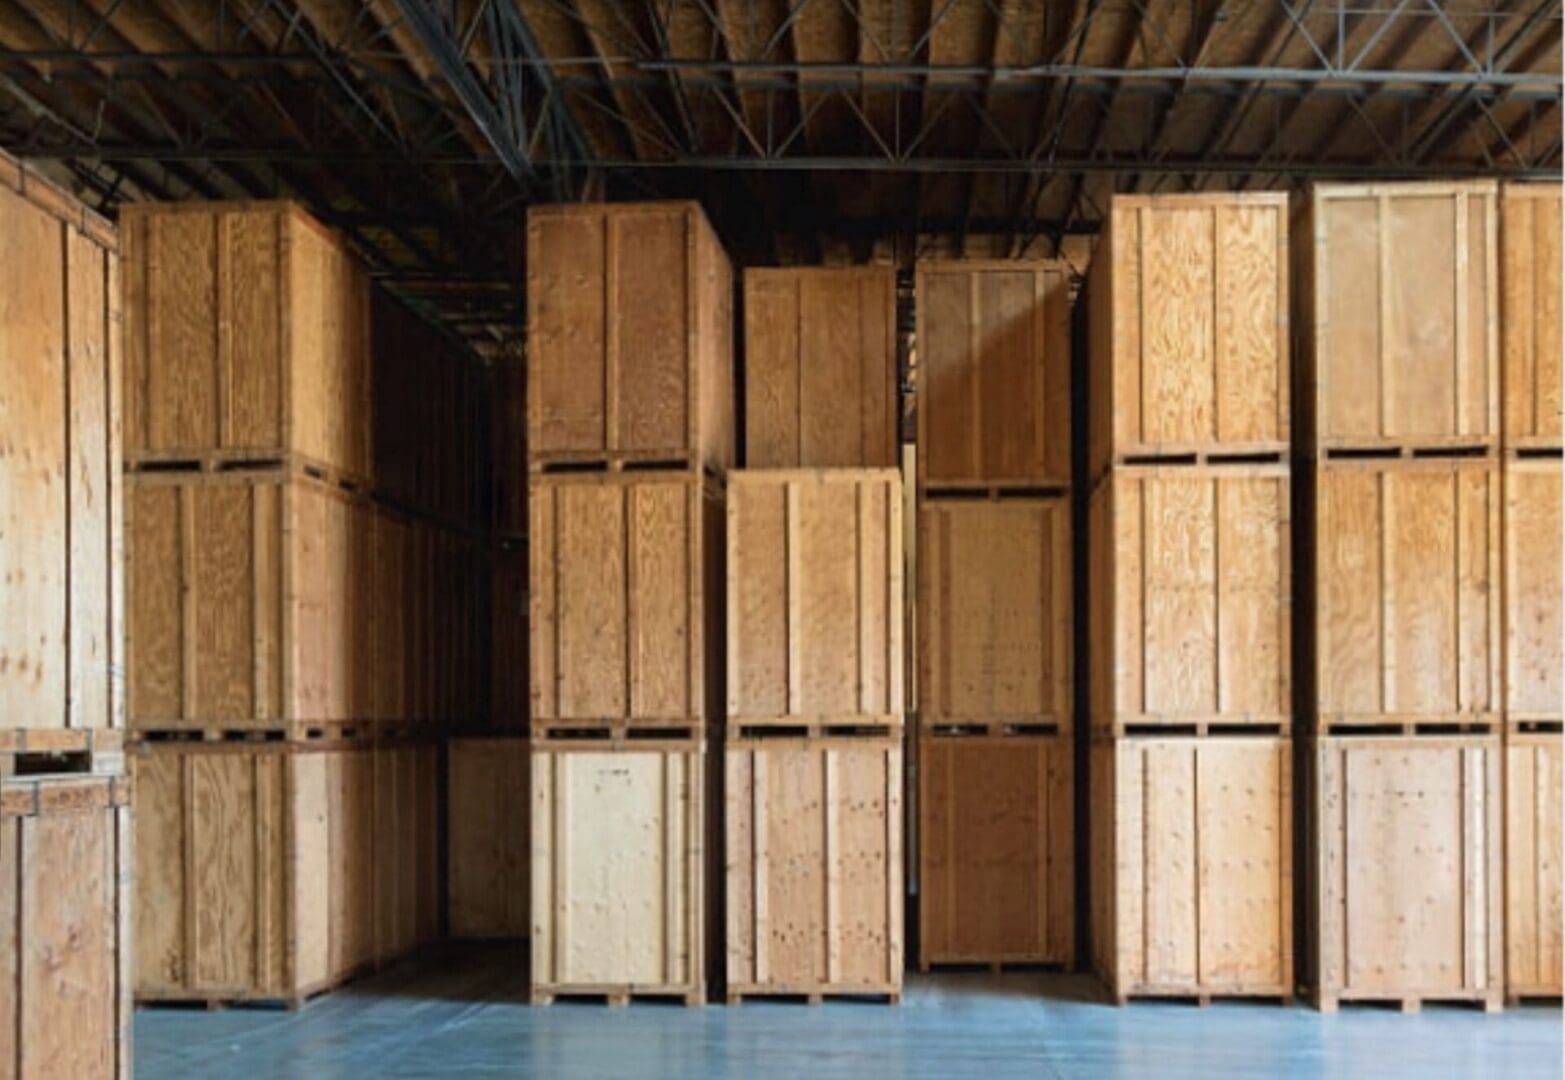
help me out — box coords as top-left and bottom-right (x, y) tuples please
(492, 357), (526, 537)
(490, 541), (529, 729)
(1306, 457), (1501, 733)
(917, 496), (1071, 733)
(915, 260), (1072, 490)
(728, 470), (902, 733)
(1505, 457), (1562, 727)
(1087, 193), (1289, 477)
(371, 741), (440, 964)
(1505, 732), (1562, 1000)
(1308, 734), (1503, 1012)
(1088, 465), (1290, 735)
(743, 267), (897, 468)
(527, 202), (733, 472)
(1, 773), (131, 1080)
(725, 734), (902, 1002)
(121, 201), (372, 480)
(529, 472), (724, 736)
(448, 736), (529, 939)
(0, 154), (123, 736)
(1295, 181), (1499, 453)
(531, 738), (707, 1005)
(1500, 183), (1561, 450)
(918, 733), (1073, 968)
(1090, 735), (1292, 1002)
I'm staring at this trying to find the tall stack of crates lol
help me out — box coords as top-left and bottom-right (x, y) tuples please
(526, 202), (732, 1005)
(1086, 194), (1294, 1003)
(1296, 181), (1505, 1013)
(1499, 182), (1562, 1004)
(0, 151), (131, 1080)
(914, 260), (1075, 970)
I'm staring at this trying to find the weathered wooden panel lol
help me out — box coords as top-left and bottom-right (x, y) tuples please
(1500, 183), (1562, 449)
(743, 267), (897, 468)
(449, 737), (529, 939)
(527, 202), (733, 471)
(372, 742), (440, 964)
(1505, 458), (1562, 724)
(1089, 466), (1290, 733)
(1088, 194), (1289, 476)
(727, 470), (902, 728)
(918, 734), (1073, 967)
(916, 260), (1071, 488)
(725, 736), (901, 1000)
(531, 741), (705, 1003)
(918, 497), (1071, 732)
(1309, 734), (1503, 1010)
(1505, 732), (1562, 999)
(1090, 736), (1291, 1000)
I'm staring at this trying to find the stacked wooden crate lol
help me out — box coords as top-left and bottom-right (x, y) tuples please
(1499, 182), (1562, 1005)
(914, 260), (1075, 970)
(526, 202), (732, 1005)
(0, 152), (131, 1079)
(1296, 181), (1505, 1013)
(1086, 194), (1294, 1004)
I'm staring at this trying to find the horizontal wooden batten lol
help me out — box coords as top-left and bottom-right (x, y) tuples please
(1500, 182), (1562, 451)
(527, 202), (733, 473)
(743, 267), (897, 469)
(1090, 734), (1292, 1003)
(1505, 731), (1562, 1001)
(918, 733), (1073, 969)
(1088, 193), (1289, 480)
(448, 737), (529, 941)
(725, 733), (902, 1003)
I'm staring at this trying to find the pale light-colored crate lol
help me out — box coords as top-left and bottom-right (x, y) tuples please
(1090, 735), (1292, 1003)
(531, 738), (706, 1005)
(727, 470), (902, 733)
(1308, 734), (1503, 1012)
(1, 773), (131, 1080)
(1505, 457), (1561, 728)
(743, 267), (897, 468)
(916, 260), (1071, 490)
(527, 202), (733, 472)
(1505, 731), (1562, 1001)
(121, 201), (372, 480)
(725, 734), (901, 1002)
(918, 733), (1073, 969)
(0, 152), (123, 736)
(917, 496), (1071, 734)
(1500, 182), (1562, 450)
(1087, 193), (1288, 476)
(1088, 464), (1290, 735)
(1294, 181), (1499, 453)
(449, 736), (529, 940)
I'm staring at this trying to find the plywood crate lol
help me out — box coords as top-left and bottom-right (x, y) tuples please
(1087, 193), (1288, 477)
(490, 540), (529, 729)
(726, 733), (902, 1002)
(527, 202), (733, 472)
(1090, 735), (1292, 1002)
(916, 260), (1071, 491)
(1, 773), (131, 1080)
(449, 736), (529, 939)
(1505, 732), (1562, 1001)
(1294, 181), (1499, 453)
(743, 267), (897, 468)
(1504, 456), (1562, 729)
(121, 201), (372, 481)
(1305, 456), (1501, 734)
(0, 152), (123, 739)
(1308, 733), (1503, 1011)
(492, 356), (526, 538)
(918, 733), (1073, 968)
(1500, 182), (1561, 450)
(529, 472), (724, 736)
(728, 470), (902, 734)
(1088, 465), (1290, 735)
(917, 496), (1071, 734)
(531, 737), (708, 1005)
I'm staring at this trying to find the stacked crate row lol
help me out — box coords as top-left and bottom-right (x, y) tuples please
(914, 260), (1075, 970)
(0, 152), (131, 1079)
(1086, 194), (1294, 1003)
(526, 202), (732, 1005)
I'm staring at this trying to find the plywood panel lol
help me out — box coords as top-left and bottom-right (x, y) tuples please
(1501, 184), (1562, 448)
(1505, 734), (1563, 998)
(449, 738), (530, 939)
(1505, 460), (1562, 722)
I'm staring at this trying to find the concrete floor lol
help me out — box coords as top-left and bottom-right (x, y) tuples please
(135, 947), (1562, 1080)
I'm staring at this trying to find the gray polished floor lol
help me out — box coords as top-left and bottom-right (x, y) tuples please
(134, 947), (1562, 1079)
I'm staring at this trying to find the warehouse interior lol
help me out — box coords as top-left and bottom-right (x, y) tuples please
(0, 2), (1562, 1078)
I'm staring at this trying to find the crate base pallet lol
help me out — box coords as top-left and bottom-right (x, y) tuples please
(449, 737), (529, 940)
(1308, 734), (1504, 1013)
(1, 772), (131, 1080)
(918, 733), (1073, 969)
(0, 728), (124, 776)
(531, 737), (708, 1006)
(1505, 731), (1562, 1001)
(725, 987), (901, 1006)
(1090, 735), (1292, 1004)
(529, 987), (703, 1008)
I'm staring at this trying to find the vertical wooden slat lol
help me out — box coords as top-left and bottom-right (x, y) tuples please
(552, 752), (568, 984)
(786, 483), (801, 717)
(856, 483), (870, 713)
(968, 273), (981, 478)
(605, 216), (619, 452)
(179, 485), (197, 721)
(663, 752), (677, 984)
(1378, 194), (1392, 437)
(1380, 472), (1394, 713)
(1454, 195), (1470, 436)
(823, 749), (839, 984)
(753, 757), (768, 983)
